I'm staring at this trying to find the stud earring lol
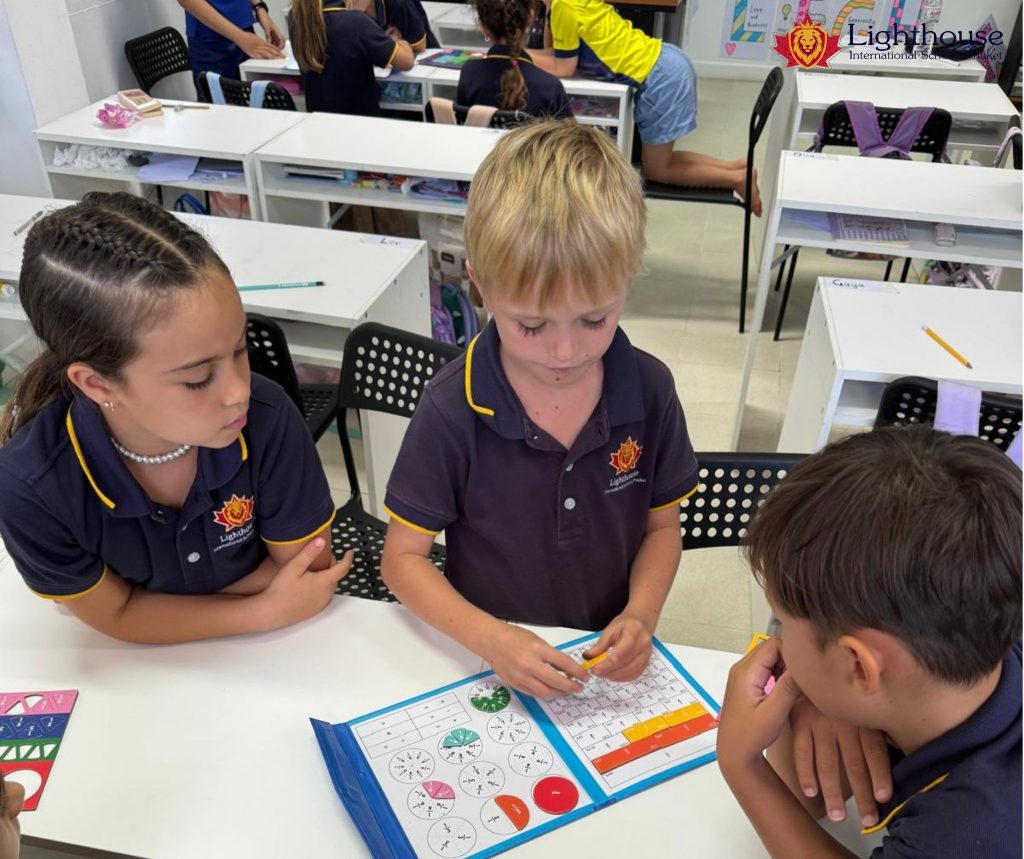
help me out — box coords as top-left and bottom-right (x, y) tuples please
(103, 401), (115, 410)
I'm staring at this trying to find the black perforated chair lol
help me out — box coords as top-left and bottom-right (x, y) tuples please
(873, 376), (1023, 454)
(772, 103), (953, 340)
(124, 27), (192, 94)
(640, 67), (782, 333)
(245, 314), (338, 441)
(197, 72), (297, 110)
(680, 453), (805, 550)
(331, 323), (461, 602)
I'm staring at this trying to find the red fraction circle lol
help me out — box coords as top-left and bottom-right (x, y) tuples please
(532, 776), (579, 815)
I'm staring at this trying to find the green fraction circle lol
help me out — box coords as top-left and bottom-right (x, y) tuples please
(469, 682), (511, 713)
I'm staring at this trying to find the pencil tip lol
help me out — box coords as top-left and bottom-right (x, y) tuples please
(966, 362), (974, 369)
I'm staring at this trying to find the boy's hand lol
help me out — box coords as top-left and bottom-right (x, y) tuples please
(585, 612), (653, 682)
(790, 698), (893, 826)
(480, 624), (590, 698)
(717, 638), (802, 778)
(238, 30), (285, 59)
(257, 538), (352, 630)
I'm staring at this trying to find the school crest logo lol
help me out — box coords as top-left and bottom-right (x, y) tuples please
(773, 17), (841, 69)
(213, 494), (254, 532)
(609, 436), (644, 475)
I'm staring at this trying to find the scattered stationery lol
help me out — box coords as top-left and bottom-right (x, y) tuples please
(0, 690), (78, 811)
(116, 88), (163, 117)
(191, 157), (245, 182)
(922, 325), (973, 369)
(137, 153), (201, 182)
(12, 209), (45, 237)
(417, 48), (485, 69)
(829, 214), (910, 245)
(312, 633), (718, 858)
(237, 281), (326, 292)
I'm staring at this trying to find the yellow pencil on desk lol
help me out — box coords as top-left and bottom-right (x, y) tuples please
(922, 325), (973, 369)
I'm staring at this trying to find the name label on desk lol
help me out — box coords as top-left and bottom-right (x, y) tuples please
(360, 235), (420, 249)
(791, 151), (840, 161)
(826, 279), (898, 293)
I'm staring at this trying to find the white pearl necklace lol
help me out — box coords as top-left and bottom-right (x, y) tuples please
(110, 437), (192, 465)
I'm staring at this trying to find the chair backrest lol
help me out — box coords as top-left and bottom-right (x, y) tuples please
(337, 323), (462, 496)
(124, 27), (192, 93)
(681, 453), (805, 550)
(748, 66), (784, 152)
(873, 376), (1023, 454)
(245, 314), (304, 411)
(425, 97), (533, 129)
(198, 72), (297, 110)
(816, 102), (952, 162)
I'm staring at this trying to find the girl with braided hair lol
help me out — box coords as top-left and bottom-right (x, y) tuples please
(456, 0), (572, 119)
(0, 193), (352, 643)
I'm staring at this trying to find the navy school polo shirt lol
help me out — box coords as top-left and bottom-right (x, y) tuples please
(0, 374), (335, 598)
(456, 46), (574, 120)
(186, 0), (254, 41)
(383, 322), (699, 630)
(301, 8), (399, 117)
(867, 643), (1022, 858)
(373, 0), (428, 51)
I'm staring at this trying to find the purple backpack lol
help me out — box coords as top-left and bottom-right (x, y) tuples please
(814, 101), (940, 160)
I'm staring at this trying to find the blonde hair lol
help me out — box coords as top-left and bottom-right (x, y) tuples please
(464, 120), (646, 309)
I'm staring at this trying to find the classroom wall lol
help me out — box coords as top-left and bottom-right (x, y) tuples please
(684, 0), (1022, 78)
(67, 0), (195, 102)
(0, 0), (90, 197)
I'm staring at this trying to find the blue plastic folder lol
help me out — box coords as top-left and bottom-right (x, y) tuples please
(311, 633), (719, 858)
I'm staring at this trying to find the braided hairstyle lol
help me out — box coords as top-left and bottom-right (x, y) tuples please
(472, 0), (533, 111)
(1, 192), (227, 442)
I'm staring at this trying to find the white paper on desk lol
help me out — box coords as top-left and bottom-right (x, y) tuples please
(138, 153), (201, 182)
(284, 57), (299, 71)
(360, 234), (419, 248)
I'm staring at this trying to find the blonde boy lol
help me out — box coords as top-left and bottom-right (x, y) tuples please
(381, 121), (699, 697)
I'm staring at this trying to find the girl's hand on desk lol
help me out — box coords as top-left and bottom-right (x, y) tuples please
(255, 538), (353, 630)
(585, 613), (652, 682)
(238, 30), (285, 59)
(717, 638), (802, 779)
(481, 624), (589, 699)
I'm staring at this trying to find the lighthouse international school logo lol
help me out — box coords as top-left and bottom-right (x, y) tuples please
(773, 17), (842, 68)
(213, 494), (254, 532)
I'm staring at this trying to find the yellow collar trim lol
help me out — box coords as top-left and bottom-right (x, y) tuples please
(487, 54), (534, 65)
(237, 433), (248, 461)
(464, 334), (495, 417)
(861, 773), (950, 835)
(66, 409), (116, 511)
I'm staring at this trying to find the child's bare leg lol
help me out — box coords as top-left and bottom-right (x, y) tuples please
(667, 149), (746, 171)
(642, 143), (762, 216)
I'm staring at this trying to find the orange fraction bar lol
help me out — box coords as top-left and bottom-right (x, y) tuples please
(590, 713), (718, 775)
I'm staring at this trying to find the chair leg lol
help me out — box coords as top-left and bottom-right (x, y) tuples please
(883, 259), (894, 281)
(773, 248), (799, 341)
(899, 258), (912, 282)
(739, 208), (752, 334)
(774, 245), (789, 292)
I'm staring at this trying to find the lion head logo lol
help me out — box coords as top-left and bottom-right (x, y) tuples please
(213, 494), (254, 531)
(610, 437), (644, 475)
(774, 17), (841, 68)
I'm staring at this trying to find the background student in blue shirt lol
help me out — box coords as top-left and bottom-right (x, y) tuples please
(0, 193), (352, 644)
(177, 0), (286, 100)
(290, 0), (415, 116)
(717, 427), (1021, 858)
(457, 0), (572, 119)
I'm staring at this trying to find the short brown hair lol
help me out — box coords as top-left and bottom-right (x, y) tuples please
(464, 120), (646, 309)
(744, 426), (1022, 685)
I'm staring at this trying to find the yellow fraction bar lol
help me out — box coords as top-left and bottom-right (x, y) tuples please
(622, 702), (708, 742)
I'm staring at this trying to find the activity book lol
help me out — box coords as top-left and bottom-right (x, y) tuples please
(311, 633), (718, 858)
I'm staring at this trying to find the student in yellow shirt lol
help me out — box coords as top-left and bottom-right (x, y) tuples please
(530, 0), (761, 215)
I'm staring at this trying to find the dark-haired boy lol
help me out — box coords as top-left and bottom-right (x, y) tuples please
(717, 426), (1022, 858)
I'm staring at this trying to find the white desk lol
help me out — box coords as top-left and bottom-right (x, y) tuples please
(792, 72), (1018, 154)
(239, 53), (635, 155)
(734, 151), (1023, 448)
(821, 48), (987, 81)
(779, 277), (1023, 453)
(253, 112), (502, 226)
(0, 543), (879, 859)
(0, 193), (430, 516)
(33, 98), (307, 221)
